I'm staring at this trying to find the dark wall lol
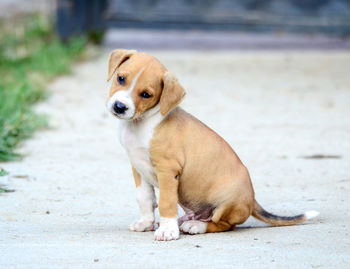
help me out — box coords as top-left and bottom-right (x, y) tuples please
(57, 0), (350, 39)
(105, 0), (350, 34)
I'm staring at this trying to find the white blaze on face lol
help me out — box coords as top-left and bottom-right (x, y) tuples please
(107, 67), (145, 120)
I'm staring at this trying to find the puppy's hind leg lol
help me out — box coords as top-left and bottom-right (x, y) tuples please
(180, 220), (208, 234)
(180, 203), (233, 234)
(181, 203), (251, 234)
(180, 220), (232, 234)
(206, 220), (232, 233)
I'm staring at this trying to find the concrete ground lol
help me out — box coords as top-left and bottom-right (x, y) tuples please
(1, 49), (350, 268)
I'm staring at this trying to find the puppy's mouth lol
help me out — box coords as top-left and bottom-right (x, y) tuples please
(109, 109), (135, 120)
(110, 111), (129, 120)
(110, 111), (121, 118)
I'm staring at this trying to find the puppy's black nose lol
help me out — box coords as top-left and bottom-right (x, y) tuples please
(113, 101), (128, 114)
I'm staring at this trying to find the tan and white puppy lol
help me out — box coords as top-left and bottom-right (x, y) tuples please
(106, 49), (319, 241)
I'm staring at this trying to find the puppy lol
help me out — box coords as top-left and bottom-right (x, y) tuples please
(106, 49), (319, 241)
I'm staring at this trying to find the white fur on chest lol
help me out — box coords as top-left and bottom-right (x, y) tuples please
(118, 106), (164, 187)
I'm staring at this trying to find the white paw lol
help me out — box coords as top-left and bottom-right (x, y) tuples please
(180, 220), (207, 234)
(154, 217), (179, 241)
(129, 219), (155, 232)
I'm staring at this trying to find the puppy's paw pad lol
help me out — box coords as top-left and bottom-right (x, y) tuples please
(129, 219), (154, 232)
(180, 220), (207, 234)
(154, 226), (179, 241)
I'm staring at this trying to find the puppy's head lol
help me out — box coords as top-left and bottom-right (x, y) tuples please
(106, 49), (186, 120)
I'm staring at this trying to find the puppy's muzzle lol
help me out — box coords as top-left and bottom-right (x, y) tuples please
(113, 101), (128, 114)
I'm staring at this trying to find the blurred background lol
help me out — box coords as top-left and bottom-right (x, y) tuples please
(60, 0), (350, 49)
(1, 0), (350, 47)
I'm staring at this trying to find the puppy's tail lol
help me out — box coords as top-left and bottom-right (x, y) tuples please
(252, 200), (319, 226)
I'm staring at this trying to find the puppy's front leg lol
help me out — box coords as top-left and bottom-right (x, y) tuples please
(154, 171), (180, 241)
(129, 167), (157, 232)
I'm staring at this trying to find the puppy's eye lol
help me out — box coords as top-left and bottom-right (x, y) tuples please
(117, 76), (125, 85)
(140, 91), (152, 98)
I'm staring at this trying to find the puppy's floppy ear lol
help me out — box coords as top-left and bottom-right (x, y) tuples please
(107, 49), (137, 82)
(159, 72), (186, 116)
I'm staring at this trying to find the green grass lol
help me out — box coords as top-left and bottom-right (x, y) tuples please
(0, 168), (11, 193)
(0, 15), (86, 161)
